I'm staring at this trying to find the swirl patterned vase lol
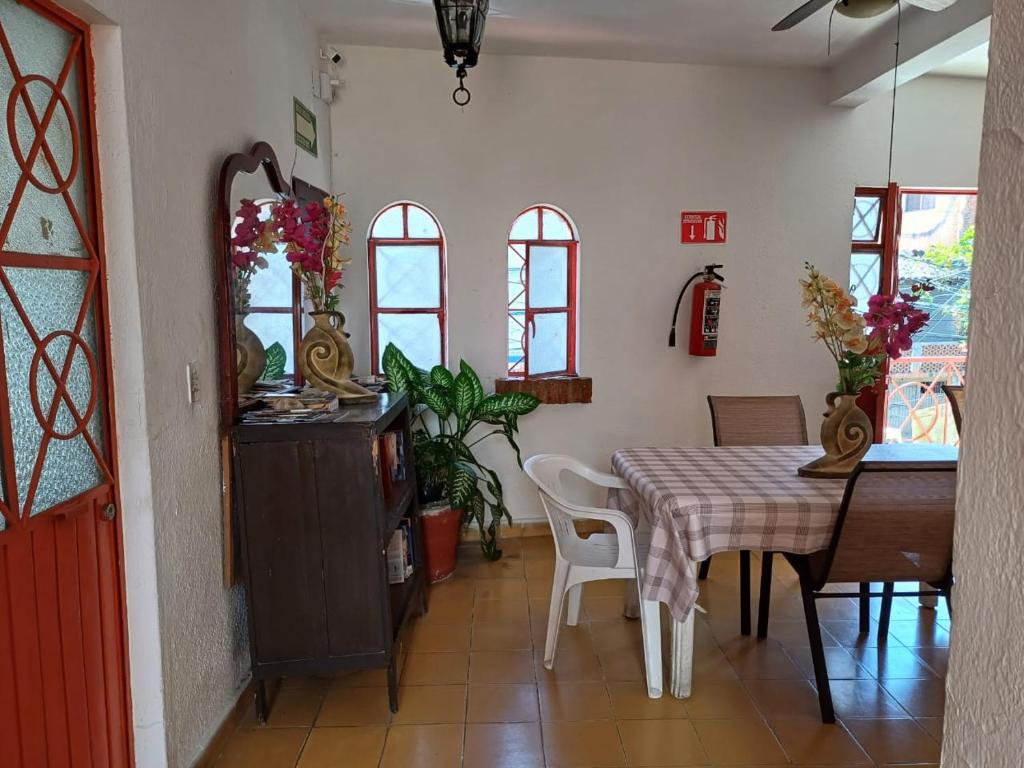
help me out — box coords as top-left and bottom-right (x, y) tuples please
(798, 391), (874, 478)
(299, 311), (377, 399)
(236, 314), (266, 396)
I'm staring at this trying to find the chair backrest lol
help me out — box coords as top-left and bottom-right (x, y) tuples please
(523, 454), (610, 563)
(942, 383), (966, 436)
(707, 395), (808, 447)
(811, 461), (957, 588)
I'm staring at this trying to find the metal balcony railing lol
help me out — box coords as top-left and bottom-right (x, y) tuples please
(883, 355), (967, 445)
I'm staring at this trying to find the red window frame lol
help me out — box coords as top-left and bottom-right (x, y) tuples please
(851, 183), (977, 436)
(507, 205), (579, 378)
(368, 202), (447, 374)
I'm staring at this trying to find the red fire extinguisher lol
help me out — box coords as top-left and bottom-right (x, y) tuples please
(668, 264), (725, 356)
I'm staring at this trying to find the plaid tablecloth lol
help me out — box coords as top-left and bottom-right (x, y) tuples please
(611, 446), (848, 622)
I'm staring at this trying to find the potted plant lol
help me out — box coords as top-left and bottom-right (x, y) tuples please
(797, 262), (931, 477)
(382, 344), (540, 574)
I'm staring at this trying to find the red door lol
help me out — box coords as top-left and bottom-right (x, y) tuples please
(0, 0), (133, 765)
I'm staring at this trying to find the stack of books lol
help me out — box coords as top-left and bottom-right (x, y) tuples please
(377, 430), (407, 497)
(386, 519), (416, 584)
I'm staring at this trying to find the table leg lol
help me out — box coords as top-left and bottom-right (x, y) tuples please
(669, 608), (695, 699)
(918, 581), (938, 609)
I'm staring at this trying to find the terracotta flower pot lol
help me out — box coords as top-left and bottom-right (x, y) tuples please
(798, 391), (873, 478)
(421, 502), (462, 583)
(236, 313), (266, 395)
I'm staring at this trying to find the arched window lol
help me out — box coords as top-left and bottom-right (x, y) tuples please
(368, 202), (447, 373)
(507, 205), (579, 376)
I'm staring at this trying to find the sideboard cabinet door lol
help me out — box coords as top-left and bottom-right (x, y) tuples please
(315, 437), (390, 656)
(235, 440), (329, 663)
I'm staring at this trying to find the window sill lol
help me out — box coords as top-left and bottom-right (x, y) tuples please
(495, 376), (592, 405)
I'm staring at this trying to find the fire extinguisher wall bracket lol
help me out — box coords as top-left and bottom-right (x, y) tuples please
(668, 264), (725, 356)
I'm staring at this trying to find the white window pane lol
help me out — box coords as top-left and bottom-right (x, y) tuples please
(529, 246), (569, 308)
(510, 209), (539, 240)
(508, 246), (525, 311)
(530, 312), (568, 375)
(249, 244), (293, 307)
(849, 251), (881, 310)
(372, 205), (404, 238)
(376, 245), (441, 308)
(378, 314), (442, 370)
(407, 205), (439, 238)
(542, 208), (572, 240)
(246, 312), (295, 374)
(852, 196), (881, 241)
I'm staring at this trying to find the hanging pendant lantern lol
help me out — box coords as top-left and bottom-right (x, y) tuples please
(433, 0), (489, 106)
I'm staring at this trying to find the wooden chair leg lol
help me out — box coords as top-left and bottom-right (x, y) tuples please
(698, 557), (711, 581)
(859, 582), (871, 634)
(757, 552), (773, 639)
(878, 582), (895, 643)
(798, 581), (835, 724)
(944, 589), (953, 620)
(739, 551), (751, 636)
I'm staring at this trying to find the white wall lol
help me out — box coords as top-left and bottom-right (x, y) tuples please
(330, 46), (984, 523)
(66, 0), (332, 765)
(942, 0), (1024, 763)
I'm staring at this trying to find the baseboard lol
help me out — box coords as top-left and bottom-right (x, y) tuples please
(191, 679), (255, 768)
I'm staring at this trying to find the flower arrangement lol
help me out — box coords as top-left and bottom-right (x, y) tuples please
(800, 263), (931, 395)
(231, 195), (352, 314)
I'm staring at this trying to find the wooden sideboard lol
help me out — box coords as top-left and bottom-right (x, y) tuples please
(232, 393), (425, 719)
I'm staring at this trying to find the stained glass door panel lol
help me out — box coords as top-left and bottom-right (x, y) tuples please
(0, 1), (131, 764)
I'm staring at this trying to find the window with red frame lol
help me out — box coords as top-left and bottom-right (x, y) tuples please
(369, 202), (447, 373)
(507, 205), (579, 377)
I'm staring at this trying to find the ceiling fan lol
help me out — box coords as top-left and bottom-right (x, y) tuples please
(772, 0), (958, 31)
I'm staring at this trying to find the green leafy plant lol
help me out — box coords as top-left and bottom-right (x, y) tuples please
(382, 343), (540, 561)
(261, 342), (287, 381)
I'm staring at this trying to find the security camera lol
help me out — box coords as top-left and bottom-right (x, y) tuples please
(321, 47), (344, 66)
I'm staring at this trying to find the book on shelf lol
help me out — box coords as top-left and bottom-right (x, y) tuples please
(377, 430), (408, 497)
(386, 523), (415, 584)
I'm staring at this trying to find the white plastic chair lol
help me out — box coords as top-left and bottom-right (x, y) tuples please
(523, 454), (663, 698)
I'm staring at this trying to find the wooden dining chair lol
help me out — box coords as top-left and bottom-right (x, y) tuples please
(942, 383), (966, 436)
(704, 395), (808, 637)
(783, 459), (957, 722)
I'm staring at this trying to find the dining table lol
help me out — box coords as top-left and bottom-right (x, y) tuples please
(610, 442), (958, 700)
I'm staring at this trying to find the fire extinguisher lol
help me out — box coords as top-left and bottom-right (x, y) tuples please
(668, 264), (725, 356)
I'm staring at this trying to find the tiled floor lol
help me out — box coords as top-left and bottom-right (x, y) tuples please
(210, 540), (949, 767)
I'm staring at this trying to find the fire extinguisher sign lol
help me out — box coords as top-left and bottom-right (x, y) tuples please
(681, 211), (727, 245)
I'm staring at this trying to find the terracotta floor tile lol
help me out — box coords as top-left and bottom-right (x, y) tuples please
(589, 620), (644, 654)
(296, 726), (387, 768)
(527, 578), (555, 600)
(470, 650), (536, 684)
(742, 679), (823, 721)
(617, 719), (709, 766)
(843, 718), (941, 764)
(475, 598), (531, 623)
(525, 558), (556, 580)
(407, 621), (472, 653)
(819, 620), (892, 650)
(470, 556), (525, 580)
(317, 686), (392, 727)
(391, 685), (467, 725)
(213, 727), (309, 768)
(239, 686), (324, 728)
(824, 679), (909, 719)
(474, 579), (530, 601)
(607, 681), (689, 720)
(916, 716), (944, 741)
(379, 723), (464, 768)
(693, 719), (790, 765)
(417, 594), (475, 624)
(467, 683), (540, 723)
(908, 646), (949, 678)
(598, 644), (648, 682)
(402, 652), (470, 686)
(881, 677), (946, 717)
(542, 720), (627, 767)
(850, 646), (936, 680)
(765, 620), (840, 649)
(683, 679), (761, 720)
(583, 595), (632, 621)
(536, 645), (606, 684)
(464, 722), (545, 768)
(530, 597), (585, 626)
(538, 681), (613, 721)
(882, 620), (950, 648)
(331, 667), (388, 688)
(721, 638), (804, 680)
(784, 647), (872, 681)
(768, 717), (871, 765)
(472, 621), (534, 651)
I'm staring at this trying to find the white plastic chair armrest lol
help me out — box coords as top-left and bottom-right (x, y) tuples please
(575, 466), (629, 490)
(559, 503), (637, 570)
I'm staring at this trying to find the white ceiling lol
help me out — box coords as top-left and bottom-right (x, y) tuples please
(303, 0), (900, 68)
(928, 42), (989, 77)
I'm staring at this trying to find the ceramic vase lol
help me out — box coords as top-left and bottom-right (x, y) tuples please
(798, 391), (873, 478)
(298, 310), (379, 401)
(235, 314), (266, 396)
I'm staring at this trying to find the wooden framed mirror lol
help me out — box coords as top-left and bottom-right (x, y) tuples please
(214, 141), (294, 429)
